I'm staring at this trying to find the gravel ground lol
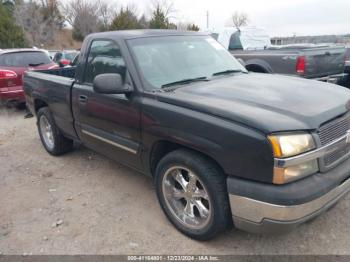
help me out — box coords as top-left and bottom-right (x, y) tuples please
(0, 107), (350, 255)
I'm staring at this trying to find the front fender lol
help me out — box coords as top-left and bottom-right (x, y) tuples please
(140, 97), (274, 183)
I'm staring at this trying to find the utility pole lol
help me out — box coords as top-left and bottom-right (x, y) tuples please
(206, 10), (209, 30)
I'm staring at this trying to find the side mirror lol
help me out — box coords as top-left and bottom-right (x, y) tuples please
(93, 73), (132, 94)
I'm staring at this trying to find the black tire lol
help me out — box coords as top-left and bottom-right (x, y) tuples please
(155, 149), (232, 240)
(37, 107), (73, 156)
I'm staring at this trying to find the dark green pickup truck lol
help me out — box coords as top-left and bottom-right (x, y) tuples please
(24, 30), (350, 240)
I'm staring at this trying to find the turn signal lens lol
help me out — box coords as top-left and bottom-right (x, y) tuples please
(273, 159), (319, 184)
(268, 136), (282, 157)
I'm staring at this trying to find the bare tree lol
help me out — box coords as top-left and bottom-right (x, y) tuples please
(150, 0), (176, 20)
(62, 0), (115, 39)
(13, 0), (59, 46)
(62, 0), (93, 26)
(97, 0), (115, 31)
(149, 0), (177, 29)
(231, 11), (249, 29)
(62, 0), (101, 41)
(40, 0), (65, 28)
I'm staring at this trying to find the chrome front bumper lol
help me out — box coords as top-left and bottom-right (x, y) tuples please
(229, 177), (350, 234)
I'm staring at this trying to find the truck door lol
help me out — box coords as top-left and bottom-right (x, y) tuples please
(72, 39), (142, 170)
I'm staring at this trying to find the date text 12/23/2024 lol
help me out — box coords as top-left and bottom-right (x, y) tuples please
(127, 256), (219, 261)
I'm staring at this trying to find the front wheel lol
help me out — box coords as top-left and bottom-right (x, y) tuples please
(37, 107), (73, 156)
(155, 149), (232, 240)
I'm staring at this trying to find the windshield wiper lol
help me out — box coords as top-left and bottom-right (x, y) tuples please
(28, 63), (45, 67)
(161, 76), (209, 89)
(212, 69), (245, 76)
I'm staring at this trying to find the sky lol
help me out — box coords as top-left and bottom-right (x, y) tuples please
(106, 0), (350, 37)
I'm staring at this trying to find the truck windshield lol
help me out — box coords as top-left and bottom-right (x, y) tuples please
(128, 35), (247, 89)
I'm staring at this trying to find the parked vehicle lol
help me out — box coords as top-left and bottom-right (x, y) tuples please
(70, 51), (80, 66)
(0, 49), (58, 107)
(53, 50), (79, 67)
(344, 46), (350, 74)
(338, 46), (350, 88)
(24, 30), (350, 240)
(39, 49), (50, 59)
(48, 50), (60, 60)
(212, 27), (347, 84)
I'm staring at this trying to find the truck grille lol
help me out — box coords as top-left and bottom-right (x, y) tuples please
(323, 139), (350, 166)
(318, 112), (350, 167)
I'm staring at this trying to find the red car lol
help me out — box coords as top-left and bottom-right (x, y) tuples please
(0, 49), (58, 106)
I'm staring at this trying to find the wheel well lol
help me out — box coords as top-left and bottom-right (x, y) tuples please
(245, 64), (269, 73)
(34, 99), (48, 113)
(149, 140), (224, 177)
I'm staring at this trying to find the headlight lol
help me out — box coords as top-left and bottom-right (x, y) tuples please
(268, 132), (318, 184)
(268, 133), (316, 158)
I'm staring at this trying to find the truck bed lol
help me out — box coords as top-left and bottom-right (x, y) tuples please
(232, 45), (346, 79)
(35, 66), (76, 78)
(24, 67), (78, 140)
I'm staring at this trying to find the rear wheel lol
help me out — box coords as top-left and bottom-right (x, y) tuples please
(37, 107), (73, 155)
(155, 149), (232, 240)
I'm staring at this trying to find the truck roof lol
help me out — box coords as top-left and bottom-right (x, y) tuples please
(87, 29), (208, 40)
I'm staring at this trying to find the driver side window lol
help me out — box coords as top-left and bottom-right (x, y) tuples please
(84, 40), (126, 84)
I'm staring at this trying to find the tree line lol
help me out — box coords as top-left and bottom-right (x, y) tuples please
(0, 0), (201, 48)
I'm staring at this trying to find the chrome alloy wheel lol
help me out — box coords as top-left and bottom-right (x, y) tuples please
(162, 166), (212, 230)
(39, 115), (54, 150)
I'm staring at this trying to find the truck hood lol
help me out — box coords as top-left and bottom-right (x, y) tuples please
(156, 73), (350, 133)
